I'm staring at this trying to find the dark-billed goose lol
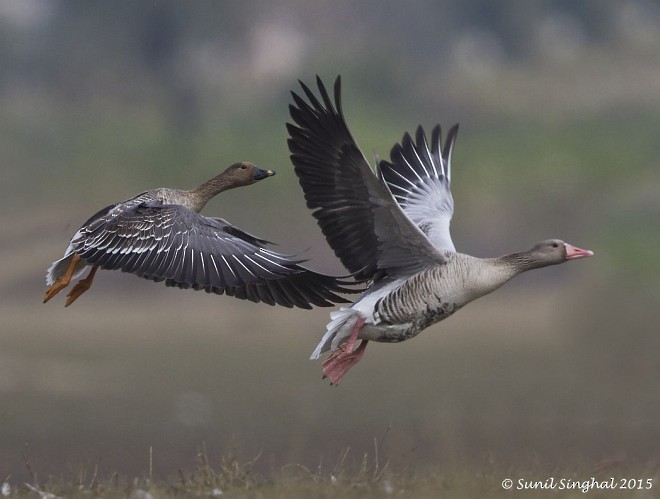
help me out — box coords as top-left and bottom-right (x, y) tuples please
(44, 161), (354, 309)
(287, 76), (594, 384)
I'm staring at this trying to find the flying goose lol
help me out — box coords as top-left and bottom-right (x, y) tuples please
(44, 162), (353, 309)
(287, 76), (594, 384)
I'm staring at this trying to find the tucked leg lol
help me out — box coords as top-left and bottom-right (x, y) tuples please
(43, 253), (82, 303)
(65, 265), (99, 307)
(321, 317), (368, 385)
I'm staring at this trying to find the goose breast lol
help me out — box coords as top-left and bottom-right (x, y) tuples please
(360, 255), (517, 342)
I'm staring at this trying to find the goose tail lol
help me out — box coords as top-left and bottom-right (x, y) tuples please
(45, 252), (87, 286)
(310, 307), (362, 359)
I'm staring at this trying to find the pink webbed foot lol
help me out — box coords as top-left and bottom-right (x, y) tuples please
(321, 316), (368, 385)
(322, 340), (368, 385)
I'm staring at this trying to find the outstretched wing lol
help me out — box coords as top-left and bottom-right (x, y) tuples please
(70, 201), (353, 309)
(287, 76), (447, 281)
(377, 124), (458, 253)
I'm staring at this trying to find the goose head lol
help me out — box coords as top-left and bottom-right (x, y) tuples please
(222, 161), (275, 186)
(521, 239), (594, 270)
(189, 162), (276, 212)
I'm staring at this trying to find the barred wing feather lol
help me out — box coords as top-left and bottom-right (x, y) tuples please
(70, 201), (350, 309)
(377, 124), (458, 253)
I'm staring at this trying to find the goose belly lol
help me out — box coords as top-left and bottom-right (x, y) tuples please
(365, 269), (473, 343)
(364, 301), (462, 343)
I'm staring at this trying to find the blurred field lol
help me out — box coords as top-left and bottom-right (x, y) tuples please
(6, 446), (660, 498)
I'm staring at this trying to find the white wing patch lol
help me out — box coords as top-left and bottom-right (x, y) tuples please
(377, 124), (458, 253)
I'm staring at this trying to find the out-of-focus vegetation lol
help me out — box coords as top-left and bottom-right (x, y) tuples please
(1, 0), (659, 486)
(5, 446), (660, 498)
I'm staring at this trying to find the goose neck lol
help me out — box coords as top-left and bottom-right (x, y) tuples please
(498, 251), (545, 274)
(188, 175), (233, 212)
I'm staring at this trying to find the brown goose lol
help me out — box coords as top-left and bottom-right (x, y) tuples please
(287, 76), (594, 384)
(44, 161), (353, 309)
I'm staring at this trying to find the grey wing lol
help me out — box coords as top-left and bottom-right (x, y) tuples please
(287, 76), (447, 281)
(70, 201), (353, 309)
(377, 124), (458, 253)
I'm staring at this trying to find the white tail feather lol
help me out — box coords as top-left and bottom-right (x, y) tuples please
(310, 307), (361, 360)
(45, 253), (86, 286)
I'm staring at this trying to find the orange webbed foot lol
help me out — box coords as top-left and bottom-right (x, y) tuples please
(64, 266), (98, 307)
(43, 280), (69, 303)
(44, 253), (83, 305)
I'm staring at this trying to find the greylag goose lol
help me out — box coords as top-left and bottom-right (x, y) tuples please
(44, 161), (353, 309)
(287, 76), (594, 384)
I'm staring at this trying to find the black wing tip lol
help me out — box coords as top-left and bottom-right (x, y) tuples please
(310, 73), (340, 88)
(290, 75), (342, 124)
(383, 122), (461, 175)
(415, 125), (426, 146)
(428, 123), (459, 166)
(442, 123), (459, 166)
(332, 75), (341, 108)
(296, 74), (342, 113)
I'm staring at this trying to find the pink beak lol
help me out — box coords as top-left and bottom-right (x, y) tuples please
(564, 243), (594, 260)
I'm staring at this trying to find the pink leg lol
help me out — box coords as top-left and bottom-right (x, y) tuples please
(321, 317), (369, 385)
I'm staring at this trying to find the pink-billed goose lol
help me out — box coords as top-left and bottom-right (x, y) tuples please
(287, 76), (594, 384)
(44, 162), (354, 309)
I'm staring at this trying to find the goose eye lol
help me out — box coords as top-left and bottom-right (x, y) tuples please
(552, 242), (559, 248)
(240, 164), (247, 170)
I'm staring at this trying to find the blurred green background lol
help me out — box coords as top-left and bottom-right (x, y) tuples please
(1, 0), (659, 481)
